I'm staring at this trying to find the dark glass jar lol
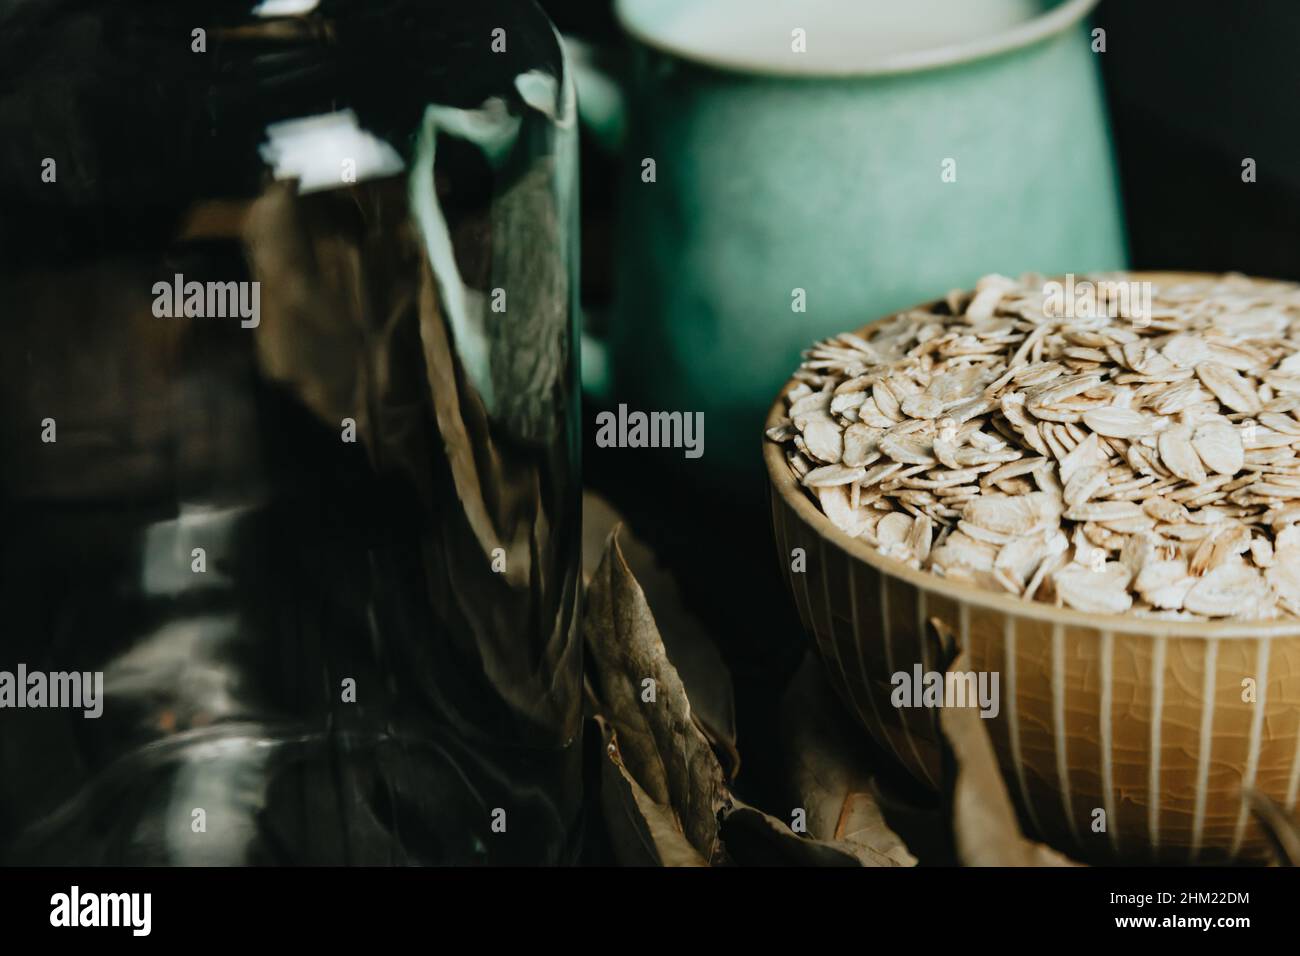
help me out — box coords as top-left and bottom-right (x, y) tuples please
(0, 0), (582, 864)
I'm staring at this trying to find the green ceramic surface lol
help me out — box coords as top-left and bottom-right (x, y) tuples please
(601, 0), (1126, 480)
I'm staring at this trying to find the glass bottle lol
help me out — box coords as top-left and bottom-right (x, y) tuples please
(0, 0), (582, 865)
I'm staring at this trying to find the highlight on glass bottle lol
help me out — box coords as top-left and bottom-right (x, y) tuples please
(0, 0), (583, 865)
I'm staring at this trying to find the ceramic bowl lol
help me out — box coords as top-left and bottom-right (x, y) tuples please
(764, 274), (1300, 864)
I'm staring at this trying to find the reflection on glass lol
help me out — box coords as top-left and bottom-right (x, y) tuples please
(0, 0), (581, 865)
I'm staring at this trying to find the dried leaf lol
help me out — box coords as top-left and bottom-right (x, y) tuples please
(1246, 790), (1300, 866)
(778, 655), (917, 866)
(593, 716), (709, 867)
(582, 494), (738, 778)
(583, 526), (730, 863)
(939, 650), (1080, 866)
(719, 801), (865, 867)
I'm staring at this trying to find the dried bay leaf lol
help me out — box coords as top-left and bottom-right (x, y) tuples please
(718, 802), (865, 867)
(778, 655), (916, 866)
(1246, 790), (1300, 866)
(583, 526), (729, 863)
(594, 716), (708, 867)
(582, 493), (738, 778)
(938, 650), (1080, 866)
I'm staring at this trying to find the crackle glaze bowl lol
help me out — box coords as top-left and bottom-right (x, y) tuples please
(765, 273), (1300, 864)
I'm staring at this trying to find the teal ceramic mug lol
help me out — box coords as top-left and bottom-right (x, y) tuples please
(579, 0), (1125, 483)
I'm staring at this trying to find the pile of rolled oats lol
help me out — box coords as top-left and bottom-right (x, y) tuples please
(768, 273), (1300, 619)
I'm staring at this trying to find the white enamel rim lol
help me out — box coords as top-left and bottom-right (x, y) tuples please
(764, 271), (1300, 640)
(613, 0), (1101, 78)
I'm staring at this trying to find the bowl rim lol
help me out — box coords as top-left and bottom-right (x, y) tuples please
(764, 270), (1300, 640)
(613, 0), (1102, 80)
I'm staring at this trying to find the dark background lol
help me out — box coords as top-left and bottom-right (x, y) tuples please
(544, 0), (1300, 815)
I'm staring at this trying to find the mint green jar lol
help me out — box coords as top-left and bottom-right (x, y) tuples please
(596, 0), (1125, 481)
